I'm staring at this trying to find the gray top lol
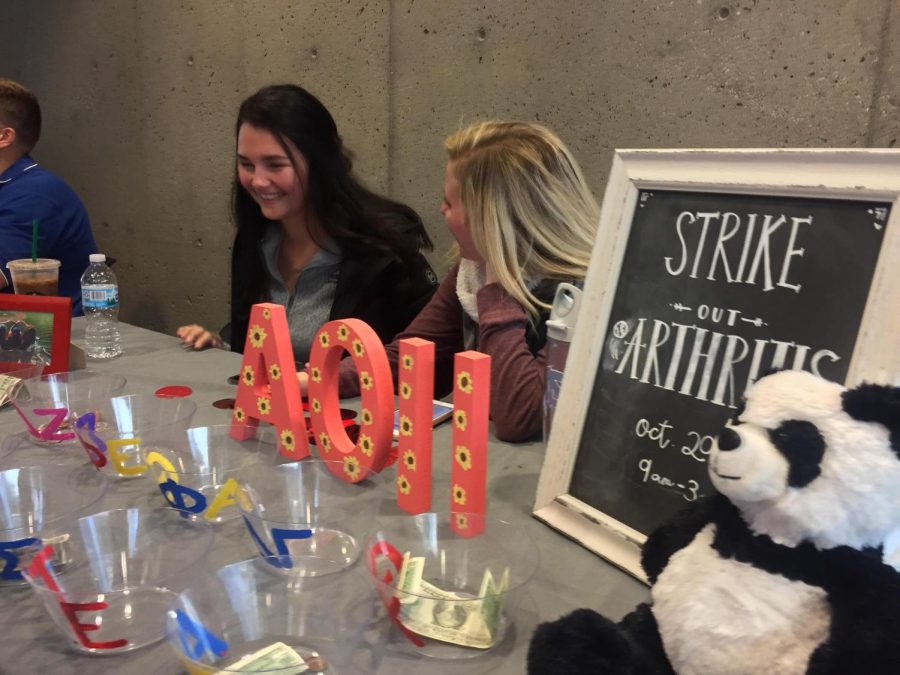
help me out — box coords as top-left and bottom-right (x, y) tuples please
(260, 224), (341, 363)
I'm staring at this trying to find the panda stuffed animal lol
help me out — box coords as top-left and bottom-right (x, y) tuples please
(528, 370), (900, 675)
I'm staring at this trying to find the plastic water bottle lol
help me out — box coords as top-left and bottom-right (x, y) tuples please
(543, 283), (582, 442)
(80, 253), (122, 359)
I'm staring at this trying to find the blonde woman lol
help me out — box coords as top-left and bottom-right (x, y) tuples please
(330, 121), (600, 442)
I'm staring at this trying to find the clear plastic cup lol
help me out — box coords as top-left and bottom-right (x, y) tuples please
(237, 459), (386, 577)
(144, 425), (273, 524)
(6, 258), (61, 296)
(0, 463), (108, 585)
(21, 506), (214, 654)
(166, 557), (385, 674)
(365, 513), (540, 659)
(9, 370), (128, 446)
(0, 429), (18, 464)
(72, 393), (197, 479)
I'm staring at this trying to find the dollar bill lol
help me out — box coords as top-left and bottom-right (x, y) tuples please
(214, 641), (309, 674)
(394, 552), (510, 649)
(478, 566), (509, 640)
(0, 374), (21, 409)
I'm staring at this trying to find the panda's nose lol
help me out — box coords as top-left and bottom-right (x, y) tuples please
(717, 427), (742, 452)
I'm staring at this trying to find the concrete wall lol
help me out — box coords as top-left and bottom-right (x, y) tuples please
(1, 0), (896, 335)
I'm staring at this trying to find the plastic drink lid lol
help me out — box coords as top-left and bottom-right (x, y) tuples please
(547, 283), (583, 342)
(89, 253), (106, 263)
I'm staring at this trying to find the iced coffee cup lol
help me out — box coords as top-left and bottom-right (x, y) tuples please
(6, 259), (61, 296)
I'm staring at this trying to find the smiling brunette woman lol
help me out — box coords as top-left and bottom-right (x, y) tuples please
(177, 84), (437, 363)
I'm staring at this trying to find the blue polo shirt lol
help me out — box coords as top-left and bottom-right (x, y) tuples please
(0, 156), (97, 315)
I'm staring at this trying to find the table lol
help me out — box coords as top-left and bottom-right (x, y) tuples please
(0, 320), (649, 674)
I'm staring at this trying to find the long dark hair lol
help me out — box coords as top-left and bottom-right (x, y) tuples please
(231, 84), (432, 319)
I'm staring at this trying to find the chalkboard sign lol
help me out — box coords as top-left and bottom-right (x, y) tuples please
(534, 149), (900, 581)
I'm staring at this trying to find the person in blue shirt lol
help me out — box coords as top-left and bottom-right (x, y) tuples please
(0, 78), (97, 315)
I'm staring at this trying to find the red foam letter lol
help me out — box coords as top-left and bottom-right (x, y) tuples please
(395, 338), (434, 513)
(307, 320), (393, 483)
(26, 545), (127, 649)
(449, 351), (490, 537)
(230, 303), (309, 460)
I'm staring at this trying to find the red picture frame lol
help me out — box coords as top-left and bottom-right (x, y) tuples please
(0, 294), (72, 374)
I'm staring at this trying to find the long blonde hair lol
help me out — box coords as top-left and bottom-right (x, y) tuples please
(444, 121), (600, 318)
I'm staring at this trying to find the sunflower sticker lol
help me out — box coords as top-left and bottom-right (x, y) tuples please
(402, 449), (416, 471)
(399, 381), (412, 400)
(311, 398), (321, 414)
(397, 474), (411, 495)
(279, 429), (296, 453)
(310, 366), (322, 383)
(456, 371), (473, 394)
(455, 445), (472, 471)
(452, 484), (467, 505)
(249, 324), (267, 349)
(318, 432), (331, 452)
(359, 433), (374, 457)
(401, 354), (415, 371)
(337, 324), (350, 341)
(359, 371), (373, 391)
(241, 365), (255, 386)
(268, 363), (282, 380)
(344, 455), (361, 481)
(398, 415), (413, 437)
(352, 339), (365, 358)
(262, 308), (271, 320)
(360, 408), (373, 426)
(233, 406), (246, 423)
(256, 397), (271, 416)
(455, 513), (469, 530)
(318, 331), (330, 348)
(454, 409), (467, 431)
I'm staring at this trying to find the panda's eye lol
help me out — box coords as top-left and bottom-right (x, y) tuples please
(768, 420), (825, 488)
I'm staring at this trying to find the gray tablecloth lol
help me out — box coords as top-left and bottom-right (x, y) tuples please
(0, 319), (648, 674)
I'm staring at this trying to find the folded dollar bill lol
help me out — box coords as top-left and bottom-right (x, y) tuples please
(214, 641), (309, 674)
(0, 373), (21, 409)
(394, 551), (510, 649)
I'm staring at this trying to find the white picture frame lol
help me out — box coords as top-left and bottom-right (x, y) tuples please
(533, 149), (900, 582)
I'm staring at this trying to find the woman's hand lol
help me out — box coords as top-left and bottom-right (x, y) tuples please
(177, 324), (224, 350)
(296, 366), (309, 397)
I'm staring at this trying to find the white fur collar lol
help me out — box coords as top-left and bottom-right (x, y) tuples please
(456, 259), (486, 322)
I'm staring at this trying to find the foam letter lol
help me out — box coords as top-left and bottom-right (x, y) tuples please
(307, 320), (393, 483)
(450, 351), (490, 537)
(107, 436), (145, 477)
(174, 609), (228, 660)
(204, 478), (238, 521)
(230, 303), (309, 460)
(395, 338), (435, 514)
(74, 412), (108, 468)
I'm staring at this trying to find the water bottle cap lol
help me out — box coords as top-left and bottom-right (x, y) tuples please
(89, 253), (106, 263)
(547, 283), (583, 341)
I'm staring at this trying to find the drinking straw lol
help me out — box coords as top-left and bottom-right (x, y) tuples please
(31, 219), (38, 262)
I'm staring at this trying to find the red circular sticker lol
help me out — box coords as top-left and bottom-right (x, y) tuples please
(155, 385), (193, 398)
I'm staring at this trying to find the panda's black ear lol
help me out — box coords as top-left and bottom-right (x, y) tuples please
(842, 383), (900, 457)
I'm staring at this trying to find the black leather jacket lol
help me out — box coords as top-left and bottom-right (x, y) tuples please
(228, 224), (438, 355)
